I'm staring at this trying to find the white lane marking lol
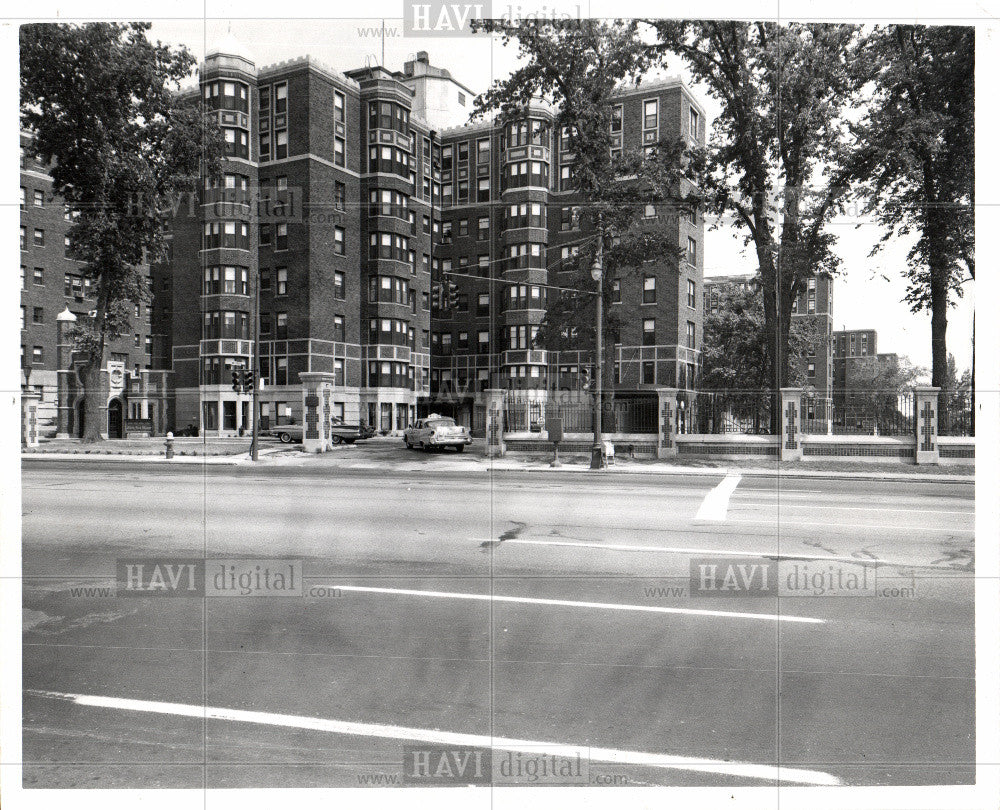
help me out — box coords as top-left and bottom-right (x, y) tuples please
(694, 473), (743, 522)
(333, 584), (823, 624)
(732, 502), (973, 517)
(26, 689), (841, 785)
(502, 538), (886, 565)
(729, 518), (974, 534)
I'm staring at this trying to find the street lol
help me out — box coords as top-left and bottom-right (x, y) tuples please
(20, 459), (975, 788)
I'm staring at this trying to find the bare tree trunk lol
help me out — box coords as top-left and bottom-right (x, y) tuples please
(929, 270), (949, 426)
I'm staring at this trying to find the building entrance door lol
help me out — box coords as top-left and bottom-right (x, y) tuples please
(107, 398), (123, 439)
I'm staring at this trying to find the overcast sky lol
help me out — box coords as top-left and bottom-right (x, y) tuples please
(148, 18), (974, 376)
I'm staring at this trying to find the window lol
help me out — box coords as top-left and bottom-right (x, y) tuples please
(559, 165), (573, 191)
(33, 267), (44, 286)
(20, 227), (26, 250)
(642, 361), (655, 385)
(275, 130), (288, 160)
(477, 138), (490, 164)
(643, 276), (656, 304)
(687, 279), (697, 309)
(33, 189), (44, 207)
(334, 271), (345, 300)
(33, 307), (44, 324)
(457, 179), (468, 200)
(458, 142), (469, 163)
(458, 219), (469, 237)
(33, 346), (43, 364)
(611, 279), (621, 303)
(20, 187), (26, 209)
(334, 136), (345, 166)
(276, 268), (288, 295)
(33, 229), (44, 247)
(334, 90), (345, 123)
(260, 224), (272, 246)
(64, 236), (73, 257)
(643, 99), (659, 131)
(333, 315), (345, 342)
(334, 226), (345, 255)
(477, 178), (490, 202)
(643, 318), (656, 346)
(689, 106), (700, 138)
(610, 104), (623, 133)
(334, 181), (346, 211)
(259, 133), (270, 161)
(274, 82), (287, 114)
(807, 362), (816, 378)
(643, 203), (656, 219)
(276, 312), (288, 340)
(686, 321), (696, 349)
(686, 237), (697, 265)
(276, 223), (288, 251)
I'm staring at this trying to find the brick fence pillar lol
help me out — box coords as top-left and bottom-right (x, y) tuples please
(656, 387), (679, 459)
(485, 388), (506, 458)
(913, 386), (941, 465)
(300, 372), (334, 453)
(780, 388), (803, 462)
(22, 390), (42, 448)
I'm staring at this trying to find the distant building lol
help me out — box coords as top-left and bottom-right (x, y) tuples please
(832, 328), (898, 408)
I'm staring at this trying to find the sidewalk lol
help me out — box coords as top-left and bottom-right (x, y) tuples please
(22, 438), (975, 483)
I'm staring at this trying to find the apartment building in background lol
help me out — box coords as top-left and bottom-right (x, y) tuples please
(20, 42), (709, 438)
(832, 328), (899, 409)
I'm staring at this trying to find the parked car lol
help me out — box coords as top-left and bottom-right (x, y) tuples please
(403, 415), (472, 452)
(330, 417), (376, 445)
(269, 423), (303, 444)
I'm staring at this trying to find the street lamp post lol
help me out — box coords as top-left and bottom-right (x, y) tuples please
(249, 262), (260, 461)
(590, 216), (605, 471)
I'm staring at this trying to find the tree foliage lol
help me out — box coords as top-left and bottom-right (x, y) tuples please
(20, 22), (222, 441)
(846, 25), (974, 393)
(651, 22), (864, 394)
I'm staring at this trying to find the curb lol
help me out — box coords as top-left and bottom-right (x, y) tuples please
(21, 452), (974, 483)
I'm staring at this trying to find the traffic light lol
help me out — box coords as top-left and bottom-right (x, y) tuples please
(581, 365), (592, 391)
(446, 279), (459, 309)
(231, 368), (241, 392)
(242, 368), (254, 392)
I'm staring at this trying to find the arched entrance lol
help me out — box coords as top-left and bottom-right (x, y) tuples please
(107, 398), (123, 439)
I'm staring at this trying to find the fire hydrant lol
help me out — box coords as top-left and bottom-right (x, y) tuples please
(165, 431), (174, 459)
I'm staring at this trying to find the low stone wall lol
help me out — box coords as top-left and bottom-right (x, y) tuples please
(676, 434), (779, 459)
(503, 432), (658, 456)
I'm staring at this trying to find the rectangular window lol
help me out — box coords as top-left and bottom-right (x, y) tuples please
(689, 106), (700, 138)
(334, 90), (345, 123)
(276, 223), (288, 251)
(274, 82), (287, 114)
(477, 137), (490, 163)
(33, 267), (44, 286)
(334, 271), (345, 300)
(276, 312), (288, 340)
(334, 226), (345, 255)
(334, 181), (346, 211)
(33, 307), (43, 324)
(686, 321), (696, 349)
(33, 346), (43, 364)
(477, 177), (490, 202)
(610, 104), (623, 133)
(275, 130), (288, 160)
(33, 189), (44, 207)
(333, 315), (345, 342)
(276, 267), (288, 296)
(643, 318), (656, 346)
(686, 236), (697, 265)
(334, 136), (345, 166)
(643, 276), (656, 304)
(33, 229), (44, 247)
(643, 99), (659, 131)
(611, 279), (621, 303)
(20, 227), (26, 250)
(642, 361), (655, 385)
(687, 279), (697, 309)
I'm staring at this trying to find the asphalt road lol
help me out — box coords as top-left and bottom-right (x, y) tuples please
(20, 458), (975, 789)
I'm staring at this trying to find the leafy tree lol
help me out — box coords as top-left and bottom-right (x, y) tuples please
(700, 281), (821, 431)
(847, 26), (974, 402)
(845, 354), (925, 434)
(20, 22), (223, 441)
(651, 22), (865, 405)
(472, 19), (701, 403)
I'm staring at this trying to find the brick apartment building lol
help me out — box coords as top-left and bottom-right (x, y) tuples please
(431, 71), (707, 427)
(19, 134), (160, 438)
(832, 328), (898, 409)
(20, 39), (708, 439)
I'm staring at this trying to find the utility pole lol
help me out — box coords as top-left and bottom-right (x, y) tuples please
(590, 213), (605, 470)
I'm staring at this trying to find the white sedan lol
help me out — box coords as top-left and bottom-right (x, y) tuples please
(403, 415), (472, 452)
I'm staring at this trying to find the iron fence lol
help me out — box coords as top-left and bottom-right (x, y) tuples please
(939, 391), (975, 437)
(800, 392), (915, 436)
(503, 393), (658, 435)
(687, 391), (774, 435)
